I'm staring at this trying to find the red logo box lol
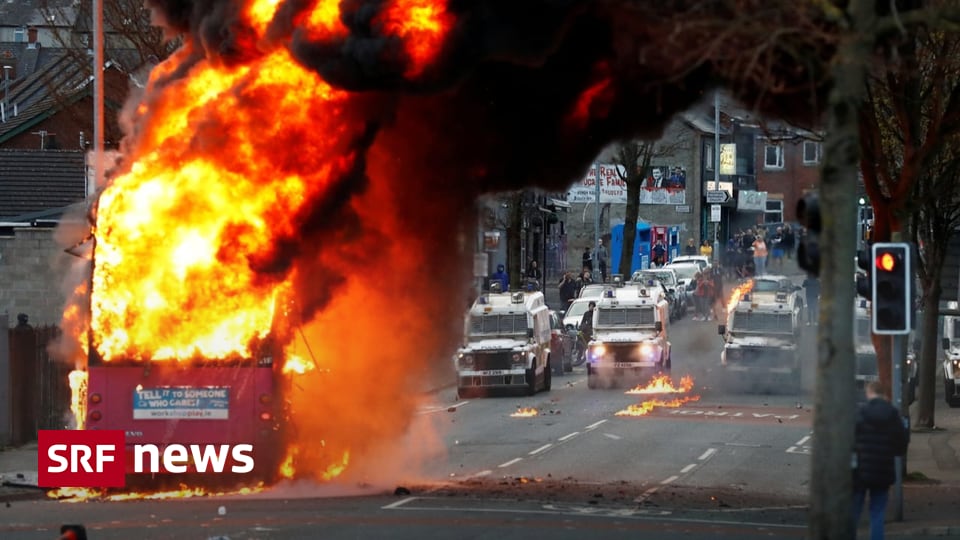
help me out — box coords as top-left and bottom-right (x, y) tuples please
(38, 430), (126, 488)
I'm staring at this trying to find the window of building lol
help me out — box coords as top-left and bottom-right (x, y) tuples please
(765, 199), (783, 224)
(14, 28), (25, 43)
(704, 143), (713, 171)
(764, 144), (784, 170)
(803, 141), (821, 165)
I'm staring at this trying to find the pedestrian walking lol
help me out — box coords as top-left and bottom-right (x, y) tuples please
(684, 238), (697, 256)
(852, 381), (910, 540)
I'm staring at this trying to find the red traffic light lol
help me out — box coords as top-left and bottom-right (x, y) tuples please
(876, 252), (896, 272)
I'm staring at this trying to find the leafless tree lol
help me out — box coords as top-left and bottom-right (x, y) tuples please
(859, 14), (960, 412)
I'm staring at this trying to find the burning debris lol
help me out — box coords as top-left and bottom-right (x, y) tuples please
(725, 280), (755, 316)
(57, 0), (834, 490)
(616, 375), (700, 416)
(510, 407), (539, 418)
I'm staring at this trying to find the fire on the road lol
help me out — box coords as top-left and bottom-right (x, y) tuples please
(510, 407), (539, 417)
(48, 484), (265, 503)
(616, 375), (700, 417)
(625, 374), (693, 395)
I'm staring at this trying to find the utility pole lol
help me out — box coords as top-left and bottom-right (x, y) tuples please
(92, 0), (105, 195)
(713, 91), (721, 262)
(594, 162), (600, 269)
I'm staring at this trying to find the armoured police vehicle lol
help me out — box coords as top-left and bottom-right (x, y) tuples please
(455, 284), (552, 397)
(586, 282), (671, 389)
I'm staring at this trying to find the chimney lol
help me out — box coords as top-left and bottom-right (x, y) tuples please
(28, 27), (38, 44)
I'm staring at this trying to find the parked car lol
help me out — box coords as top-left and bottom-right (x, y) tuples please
(669, 255), (711, 272)
(631, 269), (686, 320)
(563, 297), (595, 330)
(663, 261), (701, 307)
(578, 283), (605, 300)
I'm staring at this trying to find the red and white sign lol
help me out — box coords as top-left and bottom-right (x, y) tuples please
(38, 430), (255, 488)
(567, 163), (628, 204)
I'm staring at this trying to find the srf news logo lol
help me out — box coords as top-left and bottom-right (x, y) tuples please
(38, 430), (255, 488)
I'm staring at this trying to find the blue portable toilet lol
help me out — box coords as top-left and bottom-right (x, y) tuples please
(611, 222), (653, 275)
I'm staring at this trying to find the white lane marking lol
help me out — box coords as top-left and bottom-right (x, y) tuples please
(602, 433), (621, 440)
(382, 497), (417, 509)
(384, 499), (806, 529)
(467, 470), (492, 479)
(680, 464), (697, 474)
(633, 486), (659, 503)
(796, 435), (811, 446)
(558, 432), (579, 442)
(660, 475), (679, 485)
(698, 448), (717, 461)
(498, 458), (522, 468)
(529, 444), (553, 455)
(585, 419), (608, 430)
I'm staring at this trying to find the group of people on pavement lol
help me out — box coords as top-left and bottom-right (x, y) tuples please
(722, 225), (798, 278)
(581, 240), (609, 282)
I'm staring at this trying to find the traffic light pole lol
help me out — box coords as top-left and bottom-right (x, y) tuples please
(892, 334), (904, 521)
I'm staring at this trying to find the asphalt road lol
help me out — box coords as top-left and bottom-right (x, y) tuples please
(0, 304), (838, 539)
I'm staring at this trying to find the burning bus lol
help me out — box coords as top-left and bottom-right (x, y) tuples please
(79, 235), (294, 487)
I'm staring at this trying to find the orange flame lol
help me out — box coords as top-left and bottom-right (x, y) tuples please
(616, 374), (700, 416)
(625, 374), (693, 395)
(378, 0), (453, 76)
(510, 407), (539, 417)
(615, 395), (701, 417)
(725, 280), (755, 317)
(68, 370), (88, 430)
(282, 354), (316, 375)
(48, 483), (265, 503)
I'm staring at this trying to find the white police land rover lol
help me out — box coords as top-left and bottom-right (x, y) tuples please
(586, 282), (671, 389)
(940, 306), (960, 407)
(718, 276), (803, 392)
(455, 284), (553, 397)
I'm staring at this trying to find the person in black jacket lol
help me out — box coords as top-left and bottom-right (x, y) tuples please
(852, 381), (910, 540)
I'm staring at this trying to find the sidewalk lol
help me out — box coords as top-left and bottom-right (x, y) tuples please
(883, 396), (960, 537)
(0, 441), (44, 502)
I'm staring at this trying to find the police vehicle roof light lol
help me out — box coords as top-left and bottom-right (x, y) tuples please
(511, 292), (525, 304)
(477, 296), (488, 305)
(604, 288), (616, 298)
(639, 288), (649, 297)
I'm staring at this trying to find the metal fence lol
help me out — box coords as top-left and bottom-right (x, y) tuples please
(3, 324), (71, 446)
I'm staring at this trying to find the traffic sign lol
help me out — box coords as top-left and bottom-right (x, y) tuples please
(710, 204), (721, 222)
(706, 190), (729, 204)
